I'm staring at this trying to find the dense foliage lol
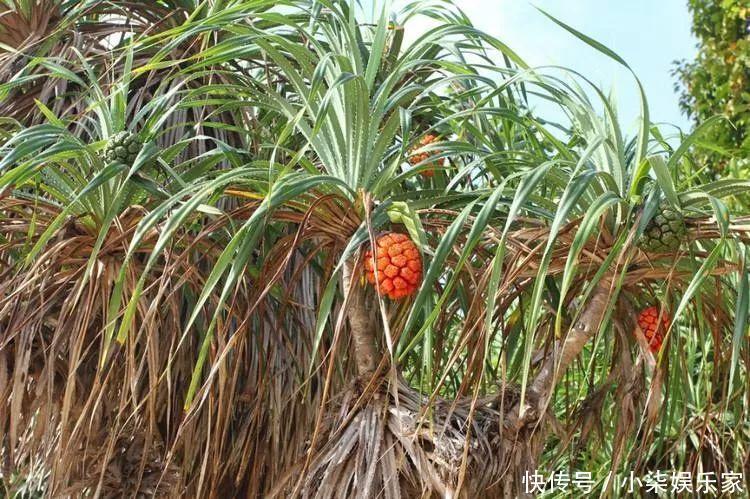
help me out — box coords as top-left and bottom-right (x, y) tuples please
(675, 0), (750, 175)
(0, 0), (749, 497)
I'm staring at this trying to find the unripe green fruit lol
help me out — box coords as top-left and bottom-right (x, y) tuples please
(104, 131), (143, 166)
(638, 202), (687, 253)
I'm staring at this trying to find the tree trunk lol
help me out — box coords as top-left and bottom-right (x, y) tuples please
(342, 257), (378, 375)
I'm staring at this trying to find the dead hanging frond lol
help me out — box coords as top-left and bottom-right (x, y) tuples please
(3, 189), (748, 497)
(0, 1), (102, 123)
(0, 185), (369, 497)
(0, 196), (228, 496)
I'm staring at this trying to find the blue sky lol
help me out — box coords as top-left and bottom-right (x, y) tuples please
(381, 0), (698, 133)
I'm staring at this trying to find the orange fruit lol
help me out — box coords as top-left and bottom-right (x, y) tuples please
(364, 233), (422, 300)
(636, 306), (669, 353)
(407, 134), (440, 177)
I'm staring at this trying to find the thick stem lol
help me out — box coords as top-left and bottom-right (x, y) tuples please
(507, 283), (612, 430)
(531, 283), (612, 403)
(342, 258), (378, 375)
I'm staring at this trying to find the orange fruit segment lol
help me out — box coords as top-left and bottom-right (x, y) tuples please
(636, 306), (670, 353)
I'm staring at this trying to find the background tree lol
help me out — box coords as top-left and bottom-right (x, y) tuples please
(674, 0), (750, 176)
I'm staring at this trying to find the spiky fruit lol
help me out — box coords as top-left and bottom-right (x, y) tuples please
(638, 202), (687, 253)
(407, 134), (440, 177)
(636, 306), (669, 353)
(104, 131), (143, 166)
(364, 232), (422, 300)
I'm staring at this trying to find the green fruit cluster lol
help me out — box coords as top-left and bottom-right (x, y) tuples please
(639, 202), (687, 253)
(104, 131), (143, 165)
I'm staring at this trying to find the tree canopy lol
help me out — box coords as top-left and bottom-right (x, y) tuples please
(675, 0), (750, 175)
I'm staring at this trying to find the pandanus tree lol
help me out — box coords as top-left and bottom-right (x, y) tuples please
(1, 0), (750, 497)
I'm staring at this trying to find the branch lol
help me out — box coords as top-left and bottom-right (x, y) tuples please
(531, 283), (612, 401)
(508, 282), (613, 429)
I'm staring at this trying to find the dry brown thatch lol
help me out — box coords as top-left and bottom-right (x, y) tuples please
(1, 191), (748, 497)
